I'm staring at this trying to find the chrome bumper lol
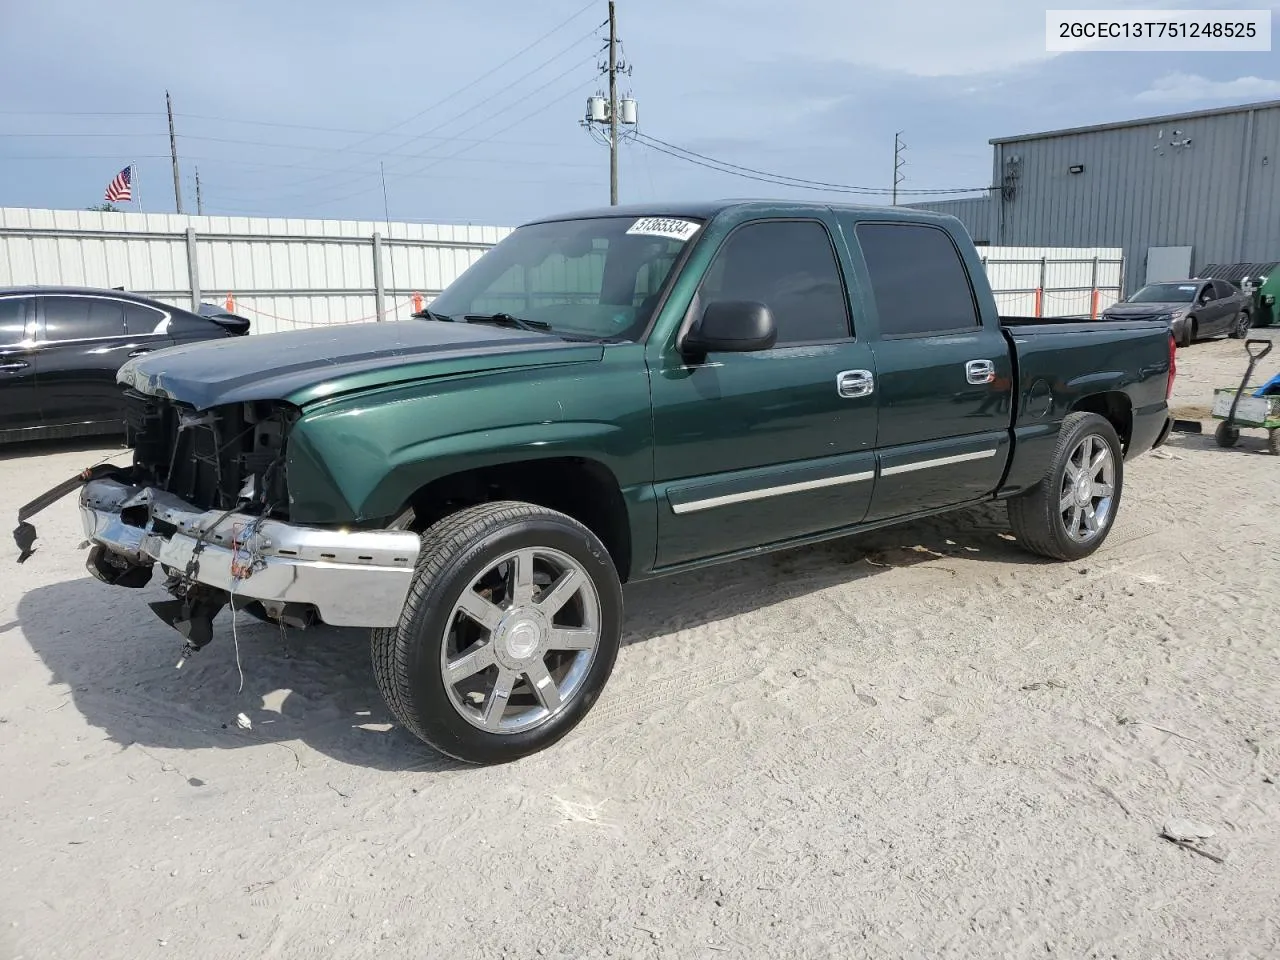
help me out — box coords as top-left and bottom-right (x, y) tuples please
(79, 479), (421, 627)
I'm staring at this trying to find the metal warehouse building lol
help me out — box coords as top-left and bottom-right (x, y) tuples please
(911, 99), (1280, 295)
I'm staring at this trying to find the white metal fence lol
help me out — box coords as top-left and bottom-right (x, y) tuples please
(978, 246), (1125, 318)
(0, 207), (512, 335)
(0, 209), (1123, 331)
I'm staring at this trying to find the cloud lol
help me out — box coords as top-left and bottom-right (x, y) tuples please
(4, 0), (1275, 222)
(1135, 72), (1280, 103)
(644, 0), (1058, 78)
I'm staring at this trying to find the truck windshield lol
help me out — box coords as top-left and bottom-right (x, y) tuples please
(426, 215), (703, 341)
(1128, 282), (1199, 303)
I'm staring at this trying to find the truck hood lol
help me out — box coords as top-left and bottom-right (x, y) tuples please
(1103, 301), (1188, 317)
(117, 320), (604, 411)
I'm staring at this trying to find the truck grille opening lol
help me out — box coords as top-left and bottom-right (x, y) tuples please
(123, 390), (294, 518)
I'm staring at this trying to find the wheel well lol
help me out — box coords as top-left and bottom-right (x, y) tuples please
(1071, 392), (1133, 450)
(397, 458), (633, 581)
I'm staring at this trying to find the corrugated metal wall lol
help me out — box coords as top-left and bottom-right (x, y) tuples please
(0, 207), (511, 334)
(908, 103), (1280, 296)
(902, 196), (997, 243)
(1241, 106), (1280, 258)
(987, 102), (1279, 294)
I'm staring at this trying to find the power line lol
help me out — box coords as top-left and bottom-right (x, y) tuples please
(633, 132), (990, 196)
(0, 110), (159, 117)
(0, 111), (566, 145)
(275, 53), (601, 209)
(0, 129), (573, 158)
(635, 131), (989, 195)
(205, 166), (599, 213)
(281, 23), (604, 196)
(0, 154), (174, 161)
(273, 9), (603, 189)
(0, 109), (569, 148)
(0, 132), (169, 138)
(389, 53), (601, 179)
(4, 31), (603, 205)
(0, 151), (598, 174)
(178, 114), (564, 145)
(0, 129), (564, 148)
(276, 74), (598, 213)
(0, 6), (604, 209)
(199, 160), (600, 204)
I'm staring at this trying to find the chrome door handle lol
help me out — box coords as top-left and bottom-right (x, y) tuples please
(966, 359), (995, 384)
(836, 369), (874, 398)
(0, 360), (29, 371)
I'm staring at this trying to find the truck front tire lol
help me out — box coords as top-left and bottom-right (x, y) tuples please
(371, 501), (623, 765)
(1007, 412), (1124, 562)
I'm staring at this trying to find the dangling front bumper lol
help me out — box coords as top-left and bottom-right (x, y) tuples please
(79, 478), (421, 628)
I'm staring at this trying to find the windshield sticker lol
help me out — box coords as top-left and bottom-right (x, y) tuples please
(627, 217), (701, 241)
(1177, 285), (1197, 291)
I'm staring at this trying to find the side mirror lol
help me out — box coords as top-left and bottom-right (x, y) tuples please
(682, 300), (777, 355)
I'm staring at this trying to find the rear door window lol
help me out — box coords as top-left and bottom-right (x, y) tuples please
(854, 222), (980, 337)
(0, 297), (29, 346)
(40, 296), (126, 341)
(123, 302), (169, 336)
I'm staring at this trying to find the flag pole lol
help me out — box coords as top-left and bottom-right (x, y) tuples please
(132, 162), (144, 213)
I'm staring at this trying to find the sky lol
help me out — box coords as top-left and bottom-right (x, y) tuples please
(1, 0), (1277, 227)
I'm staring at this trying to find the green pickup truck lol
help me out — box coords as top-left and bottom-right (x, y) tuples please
(63, 201), (1175, 764)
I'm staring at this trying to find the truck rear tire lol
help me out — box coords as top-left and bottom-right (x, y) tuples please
(1007, 412), (1124, 562)
(371, 501), (623, 765)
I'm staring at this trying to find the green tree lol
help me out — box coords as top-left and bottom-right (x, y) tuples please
(87, 202), (121, 212)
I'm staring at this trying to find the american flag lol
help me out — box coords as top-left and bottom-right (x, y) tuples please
(105, 165), (132, 203)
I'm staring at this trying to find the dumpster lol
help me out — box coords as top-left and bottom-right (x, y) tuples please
(1196, 261), (1279, 327)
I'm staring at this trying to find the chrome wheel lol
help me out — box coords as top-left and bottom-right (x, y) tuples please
(1058, 435), (1115, 543)
(441, 547), (601, 734)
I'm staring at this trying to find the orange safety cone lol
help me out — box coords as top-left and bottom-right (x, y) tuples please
(412, 292), (424, 314)
(225, 293), (236, 313)
(1090, 288), (1100, 319)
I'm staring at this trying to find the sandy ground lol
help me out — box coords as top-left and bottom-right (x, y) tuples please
(2, 331), (1279, 960)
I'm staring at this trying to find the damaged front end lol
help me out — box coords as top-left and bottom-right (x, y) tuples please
(18, 390), (421, 661)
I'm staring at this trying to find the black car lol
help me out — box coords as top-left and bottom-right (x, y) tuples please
(0, 286), (250, 444)
(1101, 278), (1251, 348)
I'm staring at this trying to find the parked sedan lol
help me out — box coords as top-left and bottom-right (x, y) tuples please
(0, 286), (250, 444)
(1101, 278), (1251, 348)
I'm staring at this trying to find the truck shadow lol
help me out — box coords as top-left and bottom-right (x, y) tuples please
(1167, 429), (1275, 456)
(16, 501), (1039, 773)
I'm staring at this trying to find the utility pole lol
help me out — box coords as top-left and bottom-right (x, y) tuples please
(892, 131), (906, 206)
(194, 166), (204, 215)
(166, 90), (183, 214)
(582, 4), (635, 202)
(608, 0), (619, 206)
